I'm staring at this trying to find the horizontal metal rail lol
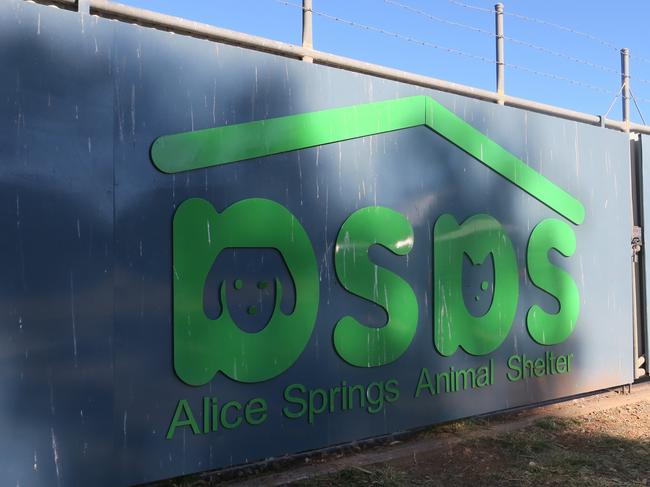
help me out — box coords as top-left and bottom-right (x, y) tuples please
(28, 0), (650, 135)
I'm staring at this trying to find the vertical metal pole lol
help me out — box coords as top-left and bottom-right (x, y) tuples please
(495, 3), (505, 105)
(630, 140), (647, 378)
(78, 0), (90, 14)
(302, 0), (313, 63)
(622, 48), (630, 132)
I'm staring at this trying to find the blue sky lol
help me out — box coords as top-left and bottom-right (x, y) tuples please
(122, 0), (649, 123)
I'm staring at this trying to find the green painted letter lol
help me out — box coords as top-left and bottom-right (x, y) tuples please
(526, 218), (580, 345)
(334, 206), (418, 367)
(433, 214), (519, 356)
(166, 400), (200, 439)
(173, 198), (319, 385)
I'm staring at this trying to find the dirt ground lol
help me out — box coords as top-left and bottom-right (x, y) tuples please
(291, 400), (650, 486)
(158, 382), (650, 487)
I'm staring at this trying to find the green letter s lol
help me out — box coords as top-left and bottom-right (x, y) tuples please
(526, 218), (580, 345)
(334, 206), (418, 367)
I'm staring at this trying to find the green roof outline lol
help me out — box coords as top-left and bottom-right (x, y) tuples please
(151, 96), (585, 225)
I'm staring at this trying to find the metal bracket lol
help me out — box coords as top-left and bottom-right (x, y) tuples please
(632, 226), (643, 262)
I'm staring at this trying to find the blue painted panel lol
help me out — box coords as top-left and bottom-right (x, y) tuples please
(0, 1), (634, 486)
(0, 2), (115, 486)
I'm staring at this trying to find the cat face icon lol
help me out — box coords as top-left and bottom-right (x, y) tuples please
(462, 254), (494, 318)
(173, 198), (319, 386)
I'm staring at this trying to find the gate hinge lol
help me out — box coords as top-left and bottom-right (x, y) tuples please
(632, 226), (643, 262)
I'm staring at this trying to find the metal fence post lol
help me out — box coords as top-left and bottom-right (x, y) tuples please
(621, 48), (630, 132)
(495, 3), (505, 105)
(302, 0), (313, 63)
(77, 0), (90, 14)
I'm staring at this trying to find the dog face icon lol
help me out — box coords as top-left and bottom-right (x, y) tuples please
(202, 248), (295, 334)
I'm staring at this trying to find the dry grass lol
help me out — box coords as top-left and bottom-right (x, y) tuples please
(291, 401), (650, 487)
(152, 400), (650, 487)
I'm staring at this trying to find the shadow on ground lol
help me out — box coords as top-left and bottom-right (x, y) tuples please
(291, 401), (650, 487)
(152, 399), (650, 487)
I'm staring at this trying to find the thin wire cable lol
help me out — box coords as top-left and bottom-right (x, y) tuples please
(384, 0), (493, 36)
(445, 0), (650, 66)
(630, 89), (647, 125)
(630, 54), (650, 66)
(275, 0), (495, 65)
(506, 63), (615, 95)
(384, 0), (618, 75)
(444, 0), (621, 53)
(443, 0), (492, 14)
(275, 0), (616, 97)
(504, 11), (619, 52)
(506, 36), (617, 74)
(635, 76), (650, 85)
(603, 84), (625, 119)
(632, 93), (650, 105)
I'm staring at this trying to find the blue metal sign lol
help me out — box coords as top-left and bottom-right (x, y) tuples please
(0, 1), (634, 486)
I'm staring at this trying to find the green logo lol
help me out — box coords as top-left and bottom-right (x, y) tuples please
(334, 206), (418, 367)
(173, 198), (318, 385)
(153, 96), (584, 386)
(433, 215), (580, 356)
(152, 96), (584, 225)
(433, 214), (519, 356)
(526, 218), (580, 345)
